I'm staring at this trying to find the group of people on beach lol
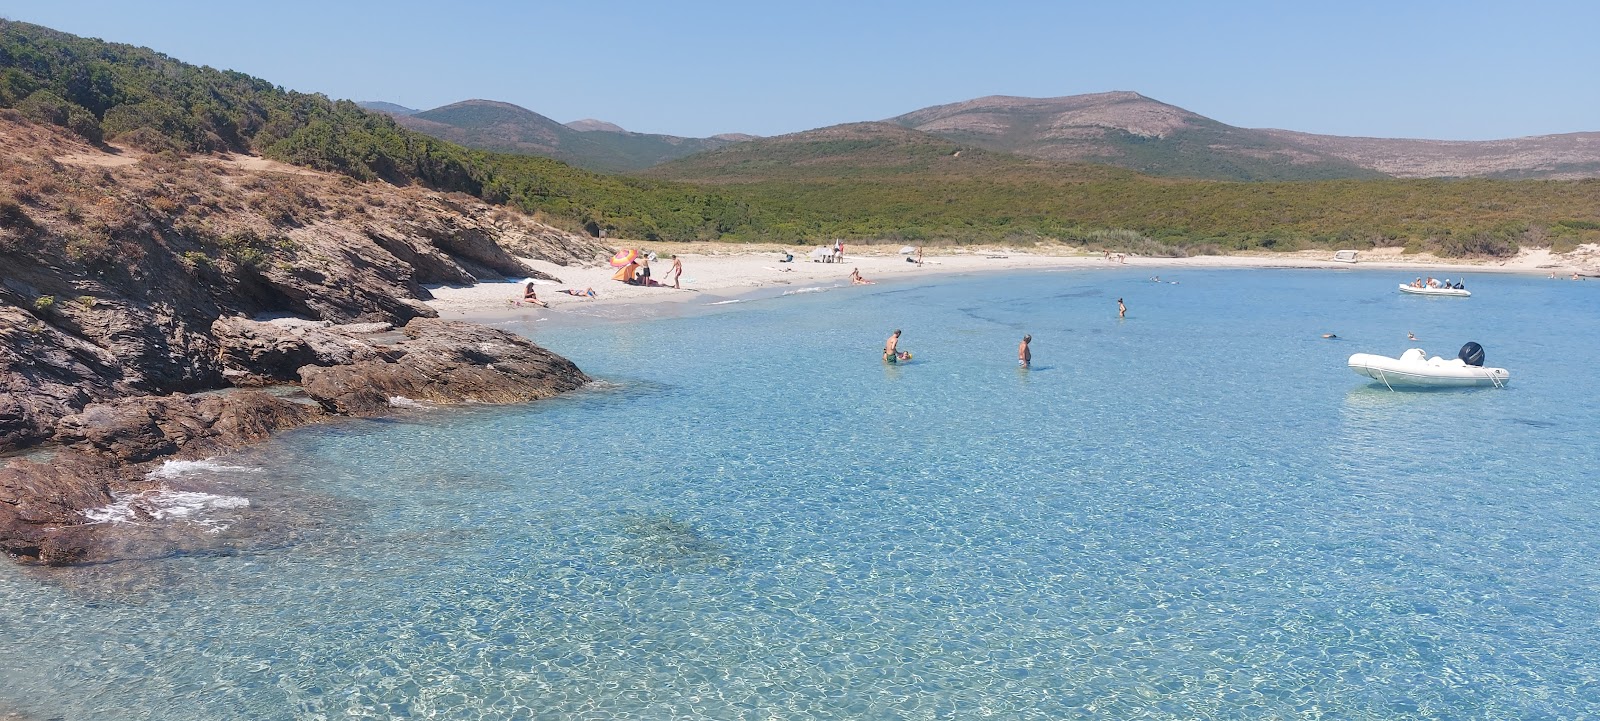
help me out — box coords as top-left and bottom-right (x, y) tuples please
(516, 282), (598, 307)
(613, 252), (684, 289)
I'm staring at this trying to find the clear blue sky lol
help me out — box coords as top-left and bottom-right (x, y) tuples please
(3, 0), (1595, 140)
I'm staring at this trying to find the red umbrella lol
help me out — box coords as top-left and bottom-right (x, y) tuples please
(608, 248), (640, 267)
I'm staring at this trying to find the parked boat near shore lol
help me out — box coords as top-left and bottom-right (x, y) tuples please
(1349, 345), (1508, 389)
(1399, 283), (1471, 297)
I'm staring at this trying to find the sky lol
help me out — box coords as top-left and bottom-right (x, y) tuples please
(2, 0), (1596, 141)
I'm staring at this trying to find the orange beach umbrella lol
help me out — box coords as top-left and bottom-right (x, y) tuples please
(608, 248), (640, 267)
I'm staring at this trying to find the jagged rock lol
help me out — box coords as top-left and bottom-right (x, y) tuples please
(53, 391), (325, 464)
(0, 454), (118, 563)
(299, 318), (589, 415)
(0, 304), (128, 449)
(211, 316), (401, 385)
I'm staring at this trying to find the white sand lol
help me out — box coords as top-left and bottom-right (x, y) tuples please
(423, 244), (1599, 319)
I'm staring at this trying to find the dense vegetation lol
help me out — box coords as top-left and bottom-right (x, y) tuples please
(3, 19), (1598, 256)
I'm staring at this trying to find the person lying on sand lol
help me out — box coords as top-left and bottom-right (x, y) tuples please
(560, 287), (598, 299)
(849, 268), (874, 285)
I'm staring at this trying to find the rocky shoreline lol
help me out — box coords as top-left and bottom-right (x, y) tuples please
(1, 317), (589, 565)
(0, 118), (606, 566)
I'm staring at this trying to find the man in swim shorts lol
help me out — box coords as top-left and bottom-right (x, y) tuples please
(884, 329), (901, 363)
(1018, 334), (1031, 368)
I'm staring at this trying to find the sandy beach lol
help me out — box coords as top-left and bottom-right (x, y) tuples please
(424, 242), (1600, 318)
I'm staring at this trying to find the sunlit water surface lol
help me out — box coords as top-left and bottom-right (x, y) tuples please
(3, 269), (1599, 720)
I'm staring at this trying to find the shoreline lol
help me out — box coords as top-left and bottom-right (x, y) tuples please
(424, 244), (1599, 321)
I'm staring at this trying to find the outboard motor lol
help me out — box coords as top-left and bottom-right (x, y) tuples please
(1459, 342), (1485, 367)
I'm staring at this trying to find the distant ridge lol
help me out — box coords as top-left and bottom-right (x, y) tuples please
(886, 92), (1600, 181)
(356, 101), (418, 116)
(566, 118), (627, 133)
(643, 121), (1130, 184)
(888, 92), (1383, 181)
(390, 99), (749, 173)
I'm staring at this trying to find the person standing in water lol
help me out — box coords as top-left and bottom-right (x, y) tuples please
(1018, 334), (1032, 368)
(669, 254), (683, 289)
(884, 329), (902, 363)
(1117, 298), (1126, 318)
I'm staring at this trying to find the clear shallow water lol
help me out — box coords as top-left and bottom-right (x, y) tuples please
(3, 269), (1600, 720)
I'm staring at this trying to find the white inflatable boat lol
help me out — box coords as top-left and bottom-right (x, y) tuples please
(1348, 346), (1508, 389)
(1399, 283), (1470, 297)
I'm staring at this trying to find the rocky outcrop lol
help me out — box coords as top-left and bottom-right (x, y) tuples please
(0, 118), (604, 566)
(1, 316), (591, 565)
(0, 454), (120, 565)
(52, 391), (324, 465)
(0, 117), (609, 452)
(299, 318), (589, 415)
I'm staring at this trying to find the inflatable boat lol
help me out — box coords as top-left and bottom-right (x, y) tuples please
(1348, 343), (1508, 389)
(1399, 283), (1470, 297)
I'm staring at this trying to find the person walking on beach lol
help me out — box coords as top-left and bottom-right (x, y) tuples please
(1018, 334), (1032, 368)
(884, 329), (903, 363)
(1117, 298), (1126, 318)
(669, 255), (683, 289)
(834, 239), (845, 263)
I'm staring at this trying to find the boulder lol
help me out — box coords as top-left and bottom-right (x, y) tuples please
(53, 391), (325, 464)
(300, 318), (588, 415)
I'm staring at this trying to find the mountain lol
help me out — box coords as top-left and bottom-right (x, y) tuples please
(889, 92), (1600, 181)
(356, 101), (417, 116)
(383, 100), (747, 173)
(888, 92), (1385, 181)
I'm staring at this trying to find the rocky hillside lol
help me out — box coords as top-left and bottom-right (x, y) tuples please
(0, 115), (610, 562)
(382, 99), (746, 173)
(0, 113), (607, 449)
(888, 92), (1600, 181)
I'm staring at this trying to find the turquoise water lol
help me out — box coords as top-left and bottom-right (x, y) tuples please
(3, 268), (1600, 719)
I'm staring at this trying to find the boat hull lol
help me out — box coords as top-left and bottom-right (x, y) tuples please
(1399, 284), (1470, 297)
(1348, 353), (1509, 388)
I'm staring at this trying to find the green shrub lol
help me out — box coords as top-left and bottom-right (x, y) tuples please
(32, 295), (54, 312)
(16, 89), (102, 143)
(180, 251), (212, 270)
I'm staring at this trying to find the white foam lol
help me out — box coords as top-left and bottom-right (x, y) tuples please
(145, 459), (262, 480)
(708, 299), (745, 306)
(81, 487), (251, 532)
(388, 395), (424, 408)
(781, 286), (830, 296)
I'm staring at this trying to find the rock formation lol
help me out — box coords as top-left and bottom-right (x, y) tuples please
(0, 116), (602, 565)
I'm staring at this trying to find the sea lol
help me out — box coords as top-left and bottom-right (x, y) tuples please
(2, 268), (1598, 720)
